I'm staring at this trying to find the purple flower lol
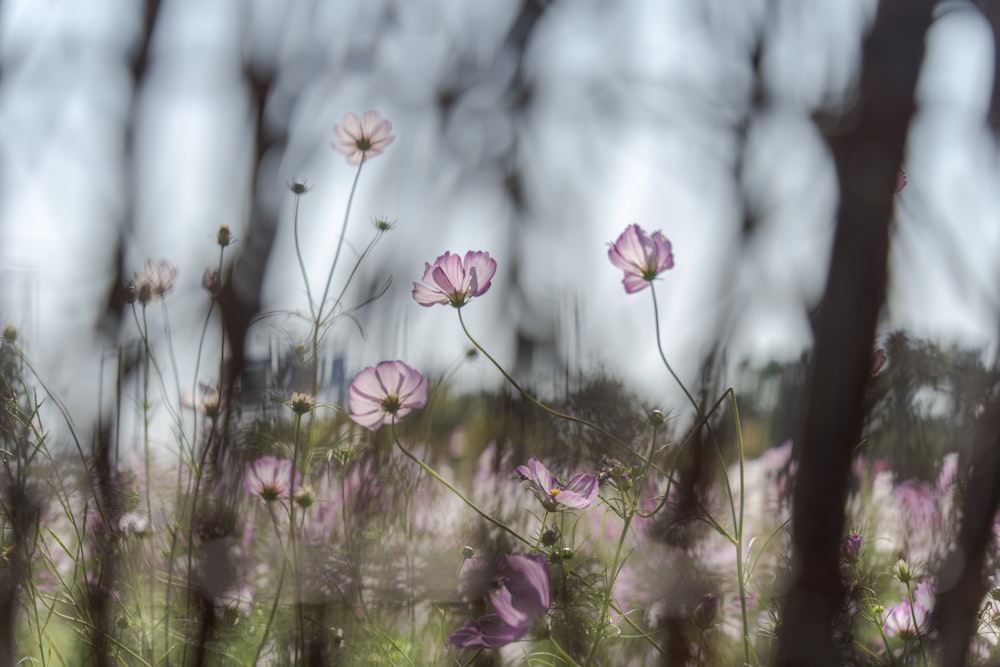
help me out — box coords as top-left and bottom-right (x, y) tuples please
(331, 110), (395, 165)
(608, 224), (674, 293)
(412, 251), (497, 308)
(244, 456), (299, 502)
(449, 554), (551, 649)
(840, 533), (862, 564)
(348, 361), (428, 431)
(516, 458), (599, 511)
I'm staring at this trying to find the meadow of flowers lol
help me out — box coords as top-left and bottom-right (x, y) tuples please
(1, 110), (998, 666)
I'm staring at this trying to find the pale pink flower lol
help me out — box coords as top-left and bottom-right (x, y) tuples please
(244, 456), (299, 502)
(608, 224), (674, 293)
(133, 259), (177, 303)
(412, 251), (497, 308)
(202, 268), (222, 295)
(331, 110), (395, 165)
(348, 360), (428, 431)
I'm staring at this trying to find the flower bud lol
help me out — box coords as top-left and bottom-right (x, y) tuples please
(1, 323), (17, 343)
(840, 533), (862, 564)
(461, 545), (475, 560)
(894, 558), (912, 584)
(217, 225), (232, 247)
(290, 392), (315, 415)
(294, 484), (315, 509)
(289, 180), (310, 194)
(693, 593), (718, 630)
(372, 216), (395, 232)
(541, 529), (557, 547)
(124, 281), (138, 304)
(648, 409), (666, 427)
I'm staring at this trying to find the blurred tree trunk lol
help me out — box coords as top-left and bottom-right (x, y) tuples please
(774, 0), (934, 664)
(935, 400), (1000, 667)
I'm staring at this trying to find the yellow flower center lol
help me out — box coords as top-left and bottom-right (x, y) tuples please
(549, 488), (561, 498)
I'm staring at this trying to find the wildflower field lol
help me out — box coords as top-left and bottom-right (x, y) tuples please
(1, 103), (1000, 667)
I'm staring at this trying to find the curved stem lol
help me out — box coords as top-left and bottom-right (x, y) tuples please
(456, 309), (630, 453)
(648, 283), (704, 420)
(311, 162), (364, 395)
(390, 421), (531, 548)
(316, 162), (364, 329)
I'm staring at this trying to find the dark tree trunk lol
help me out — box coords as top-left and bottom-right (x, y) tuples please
(774, 0), (935, 664)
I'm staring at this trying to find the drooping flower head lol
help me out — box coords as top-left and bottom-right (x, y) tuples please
(348, 360), (428, 431)
(448, 554), (551, 649)
(516, 458), (599, 511)
(608, 224), (674, 293)
(332, 110), (395, 165)
(244, 456), (299, 502)
(412, 251), (497, 308)
(133, 259), (178, 304)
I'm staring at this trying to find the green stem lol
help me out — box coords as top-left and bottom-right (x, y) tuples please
(534, 509), (550, 553)
(292, 191), (317, 324)
(390, 421), (531, 547)
(853, 564), (895, 666)
(311, 162), (364, 395)
(729, 392), (751, 667)
(583, 425), (659, 666)
(456, 310), (642, 459)
(905, 580), (930, 667)
(648, 283), (703, 419)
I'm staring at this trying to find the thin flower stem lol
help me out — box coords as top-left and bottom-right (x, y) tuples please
(648, 283), (702, 419)
(311, 161), (364, 395)
(292, 191), (317, 324)
(905, 581), (930, 667)
(456, 310), (646, 462)
(390, 421), (531, 548)
(550, 635), (582, 667)
(316, 162), (364, 331)
(728, 391), (751, 667)
(254, 535), (288, 665)
(853, 564), (895, 666)
(534, 510), (550, 553)
(289, 412), (306, 662)
(584, 425), (659, 667)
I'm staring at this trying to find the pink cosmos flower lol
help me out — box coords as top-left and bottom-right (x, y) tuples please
(448, 554), (551, 649)
(883, 582), (933, 639)
(133, 259), (178, 303)
(607, 224), (674, 293)
(331, 110), (395, 165)
(516, 457), (599, 511)
(244, 456), (299, 502)
(412, 251), (497, 308)
(348, 360), (428, 431)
